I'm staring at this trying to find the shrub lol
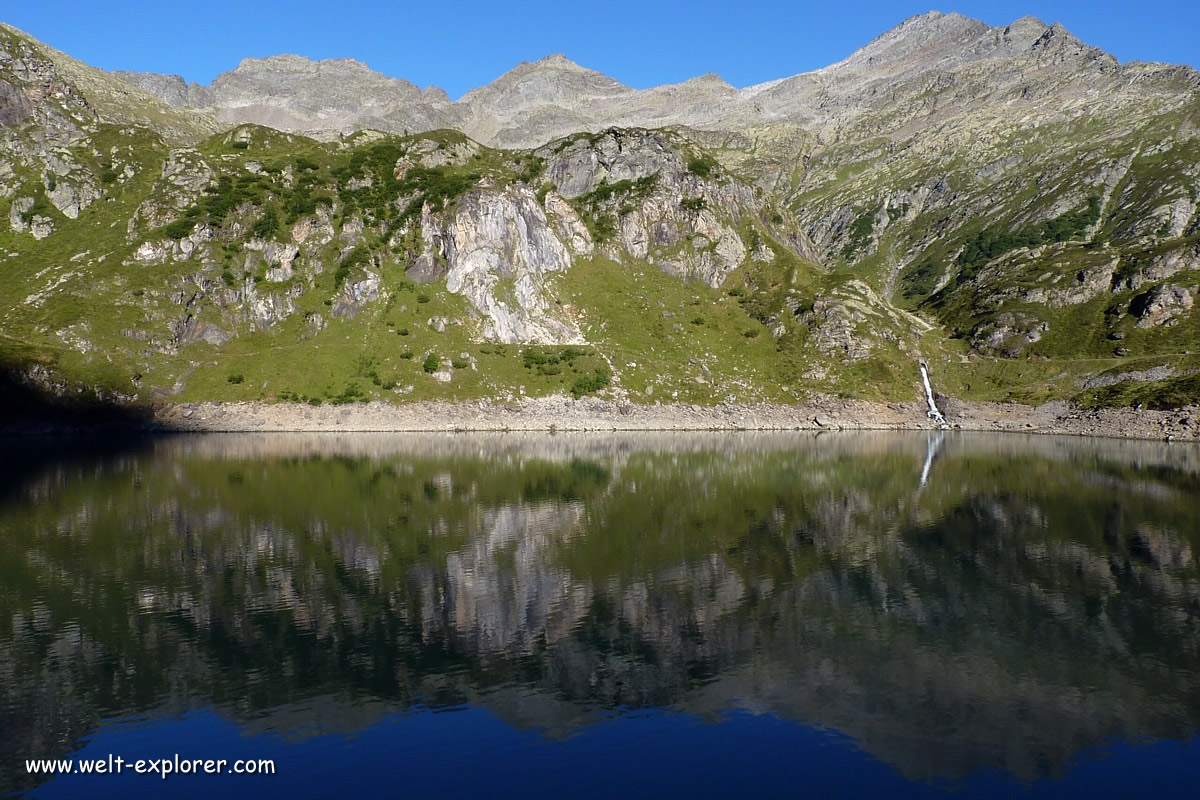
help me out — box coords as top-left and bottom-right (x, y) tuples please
(334, 246), (369, 290)
(398, 327), (409, 336)
(576, 174), (658, 206)
(422, 353), (440, 373)
(743, 328), (761, 338)
(416, 294), (431, 304)
(680, 196), (707, 212)
(523, 348), (557, 368)
(162, 218), (195, 240)
(251, 206), (279, 240)
(451, 358), (471, 369)
(690, 316), (705, 326)
(586, 212), (618, 241)
(517, 155), (546, 183)
(570, 368), (611, 399)
(395, 165), (480, 222)
(400, 350), (414, 360)
(227, 373), (244, 384)
(686, 154), (718, 178)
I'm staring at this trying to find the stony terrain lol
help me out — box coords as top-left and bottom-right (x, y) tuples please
(149, 395), (1199, 441)
(2, 13), (1199, 428)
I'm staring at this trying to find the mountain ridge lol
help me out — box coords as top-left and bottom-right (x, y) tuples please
(1, 12), (1198, 417)
(106, 11), (1175, 147)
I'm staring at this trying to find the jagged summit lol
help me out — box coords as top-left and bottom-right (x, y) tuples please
(458, 52), (629, 103)
(98, 11), (1164, 149)
(229, 54), (405, 78)
(533, 53), (591, 68)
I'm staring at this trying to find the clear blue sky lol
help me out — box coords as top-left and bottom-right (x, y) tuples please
(6, 1), (1197, 98)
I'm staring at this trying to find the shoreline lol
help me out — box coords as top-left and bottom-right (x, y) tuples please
(135, 395), (1200, 441)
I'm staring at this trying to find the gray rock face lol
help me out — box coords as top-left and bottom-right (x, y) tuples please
(1133, 284), (1194, 329)
(112, 71), (213, 107)
(970, 312), (1050, 357)
(0, 78), (32, 127)
(46, 175), (100, 219)
(174, 319), (232, 346)
(440, 186), (580, 344)
(332, 271), (381, 320)
(8, 196), (33, 233)
(386, 129), (815, 343)
(538, 129), (810, 286)
(154, 55), (456, 138)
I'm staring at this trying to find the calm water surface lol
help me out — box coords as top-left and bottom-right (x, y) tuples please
(2, 431), (1199, 798)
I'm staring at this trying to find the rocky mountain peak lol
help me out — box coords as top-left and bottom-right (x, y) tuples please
(459, 53), (629, 105)
(828, 10), (992, 74)
(215, 54), (422, 94)
(230, 54), (388, 78)
(680, 73), (734, 90)
(534, 53), (587, 69)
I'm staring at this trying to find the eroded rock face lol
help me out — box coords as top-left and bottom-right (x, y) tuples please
(1114, 246), (1200, 292)
(0, 78), (32, 127)
(129, 149), (215, 234)
(543, 191), (593, 256)
(226, 279), (300, 331)
(173, 319), (232, 346)
(8, 196), (32, 233)
(46, 176), (100, 219)
(797, 296), (875, 359)
(1133, 284), (1194, 329)
(970, 312), (1050, 356)
(112, 71), (213, 108)
(441, 187), (581, 344)
(332, 271), (381, 320)
(536, 129), (810, 288)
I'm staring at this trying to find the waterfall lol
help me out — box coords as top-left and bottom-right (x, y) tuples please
(920, 362), (948, 428)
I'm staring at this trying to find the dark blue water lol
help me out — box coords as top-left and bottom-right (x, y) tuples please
(3, 432), (1199, 798)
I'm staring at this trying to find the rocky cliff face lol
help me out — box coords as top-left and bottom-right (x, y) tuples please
(2, 14), (1198, 409)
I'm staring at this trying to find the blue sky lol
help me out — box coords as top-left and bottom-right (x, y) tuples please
(6, 1), (1197, 98)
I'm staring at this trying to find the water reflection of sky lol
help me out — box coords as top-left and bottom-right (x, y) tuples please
(34, 706), (1200, 799)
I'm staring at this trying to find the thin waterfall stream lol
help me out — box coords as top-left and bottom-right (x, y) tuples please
(920, 361), (949, 428)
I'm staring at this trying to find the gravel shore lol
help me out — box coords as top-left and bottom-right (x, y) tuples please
(149, 395), (1200, 442)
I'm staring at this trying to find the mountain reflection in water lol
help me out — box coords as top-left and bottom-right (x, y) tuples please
(2, 432), (1199, 797)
